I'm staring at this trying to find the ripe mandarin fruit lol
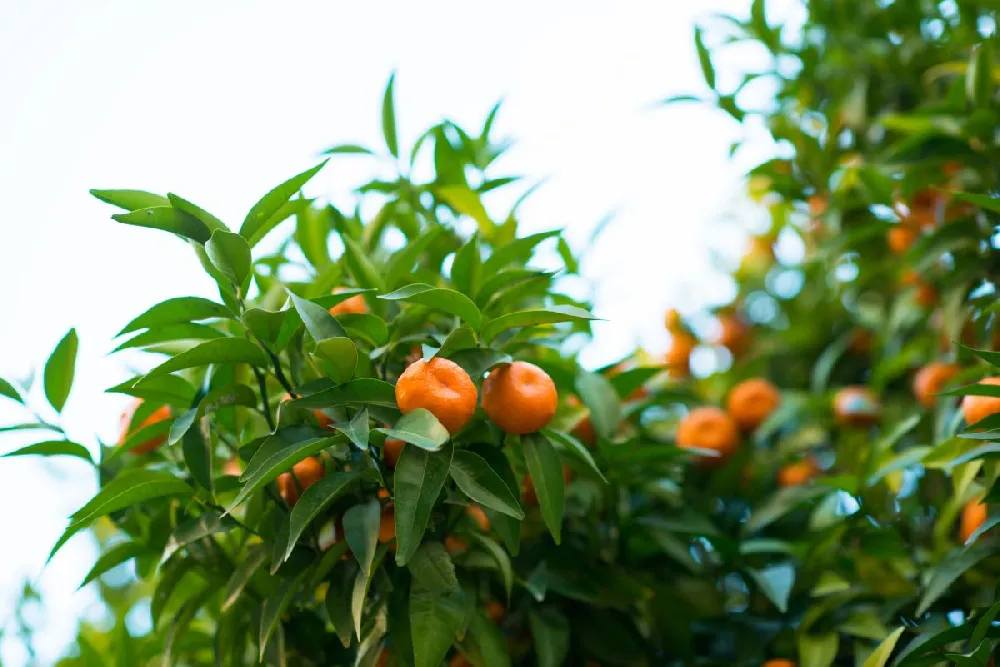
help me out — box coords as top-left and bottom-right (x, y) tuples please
(716, 313), (749, 355)
(449, 655), (472, 667)
(378, 508), (396, 545)
(664, 308), (683, 331)
(466, 504), (490, 532)
(915, 281), (938, 309)
(665, 331), (697, 378)
(280, 393), (332, 429)
(777, 458), (819, 487)
(676, 407), (740, 464)
(849, 328), (874, 354)
(222, 457), (242, 477)
(726, 378), (781, 431)
(278, 456), (326, 507)
(481, 361), (558, 434)
(486, 600), (505, 624)
(959, 500), (987, 543)
(395, 357), (477, 434)
(808, 194), (828, 217)
(118, 399), (171, 454)
(913, 362), (960, 408)
(328, 287), (367, 316)
(444, 535), (468, 554)
(764, 661), (796, 667)
(887, 224), (918, 254)
(962, 377), (1000, 426)
(383, 438), (405, 468)
(833, 387), (880, 427)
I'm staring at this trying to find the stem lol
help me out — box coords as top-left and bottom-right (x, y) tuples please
(252, 366), (276, 432)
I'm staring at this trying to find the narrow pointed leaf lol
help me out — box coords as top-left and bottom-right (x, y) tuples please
(241, 161), (327, 245)
(449, 450), (523, 518)
(44, 328), (78, 413)
(395, 442), (454, 565)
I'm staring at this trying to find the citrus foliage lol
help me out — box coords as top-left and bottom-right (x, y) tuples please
(6, 1), (1000, 666)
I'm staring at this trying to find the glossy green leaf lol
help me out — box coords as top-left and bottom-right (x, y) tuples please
(112, 323), (225, 352)
(746, 562), (795, 613)
(522, 433), (565, 543)
(165, 193), (226, 232)
(544, 429), (606, 483)
(344, 499), (381, 577)
(435, 326), (477, 359)
(379, 283), (483, 328)
(117, 297), (232, 336)
(221, 544), (269, 612)
(744, 485), (832, 534)
(287, 290), (349, 341)
(409, 584), (466, 667)
(163, 583), (214, 667)
(228, 427), (337, 511)
(313, 337), (358, 383)
(437, 185), (495, 238)
(863, 627), (905, 667)
(44, 328), (78, 413)
(0, 377), (23, 404)
(2, 440), (92, 463)
(449, 450), (523, 518)
(162, 511), (237, 562)
(282, 472), (359, 562)
(111, 206), (211, 243)
(447, 347), (511, 383)
(694, 26), (715, 89)
(916, 543), (994, 615)
(394, 442), (454, 566)
(467, 444), (521, 555)
(407, 542), (458, 594)
(78, 541), (145, 589)
(91, 189), (169, 211)
(140, 338), (267, 382)
(377, 409), (449, 452)
(382, 73), (399, 157)
(481, 230), (560, 276)
(481, 305), (598, 344)
(799, 633), (838, 667)
(469, 532), (513, 598)
(451, 233), (481, 296)
(291, 378), (397, 409)
(529, 609), (569, 667)
(342, 236), (386, 292)
(258, 570), (307, 660)
(241, 161), (327, 245)
(575, 369), (621, 440)
(206, 229), (252, 289)
(332, 408), (370, 451)
(385, 224), (443, 289)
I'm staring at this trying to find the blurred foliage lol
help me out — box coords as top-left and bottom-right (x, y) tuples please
(6, 1), (1000, 665)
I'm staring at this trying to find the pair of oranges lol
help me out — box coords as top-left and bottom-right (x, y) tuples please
(675, 378), (781, 464)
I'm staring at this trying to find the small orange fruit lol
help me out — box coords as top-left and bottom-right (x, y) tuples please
(466, 504), (490, 532)
(740, 235), (775, 274)
(118, 399), (172, 454)
(808, 194), (828, 217)
(395, 357), (478, 434)
(384, 438), (405, 468)
(915, 281), (938, 309)
(959, 500), (988, 543)
(278, 456), (326, 507)
(222, 457), (242, 477)
(887, 224), (918, 254)
(328, 287), (367, 316)
(833, 387), (880, 427)
(665, 331), (697, 378)
(486, 600), (505, 624)
(444, 535), (468, 554)
(726, 378), (781, 431)
(378, 508), (396, 544)
(481, 361), (558, 434)
(676, 407), (740, 465)
(962, 377), (1000, 426)
(849, 328), (873, 354)
(913, 362), (960, 408)
(664, 308), (683, 331)
(763, 661), (796, 667)
(449, 655), (472, 667)
(716, 313), (749, 355)
(377, 487), (390, 500)
(777, 457), (819, 487)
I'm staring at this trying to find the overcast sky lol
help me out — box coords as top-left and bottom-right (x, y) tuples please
(0, 0), (795, 663)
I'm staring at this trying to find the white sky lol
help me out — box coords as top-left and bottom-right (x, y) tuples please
(0, 0), (792, 663)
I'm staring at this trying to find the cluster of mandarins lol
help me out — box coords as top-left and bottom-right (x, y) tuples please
(117, 288), (565, 566)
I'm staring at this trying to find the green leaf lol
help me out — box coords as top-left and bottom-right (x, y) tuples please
(287, 290), (349, 342)
(227, 427), (337, 511)
(112, 323), (225, 352)
(163, 583), (214, 667)
(528, 609), (569, 667)
(2, 440), (92, 463)
(166, 193), (226, 232)
(44, 328), (78, 413)
(522, 433), (564, 543)
(467, 444), (521, 555)
(334, 313), (389, 346)
(291, 378), (397, 409)
(435, 326), (477, 359)
(112, 206), (211, 244)
(447, 348), (512, 383)
(162, 511), (236, 562)
(746, 562), (795, 613)
(395, 442), (454, 565)
(437, 185), (496, 238)
(181, 426), (213, 493)
(694, 26), (715, 89)
(342, 236), (386, 292)
(951, 191), (1000, 215)
(322, 143), (373, 156)
(350, 543), (391, 638)
(450, 450), (523, 518)
(78, 541), (144, 589)
(50, 471), (192, 562)
(863, 627), (905, 667)
(221, 544), (269, 612)
(575, 369), (621, 440)
(744, 485), (831, 534)
(469, 532), (513, 598)
(799, 633), (838, 667)
(916, 543), (994, 615)
(959, 343), (1000, 368)
(206, 229), (252, 290)
(467, 609), (512, 667)
(313, 337), (359, 384)
(240, 161), (327, 245)
(90, 189), (169, 211)
(141, 338), (267, 381)
(967, 41), (993, 108)
(0, 377), (24, 404)
(282, 472), (359, 562)
(169, 384), (258, 445)
(344, 500), (381, 577)
(379, 283), (482, 328)
(407, 542), (458, 594)
(295, 204), (333, 270)
(544, 430), (606, 483)
(451, 233), (481, 296)
(151, 557), (194, 624)
(244, 197), (311, 249)
(386, 226), (444, 289)
(481, 305), (598, 344)
(481, 230), (560, 276)
(377, 409), (449, 452)
(382, 73), (399, 158)
(117, 297), (231, 336)
(259, 570), (307, 661)
(409, 585), (466, 667)
(332, 408), (370, 451)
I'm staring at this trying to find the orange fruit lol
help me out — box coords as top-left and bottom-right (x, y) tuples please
(909, 188), (944, 228)
(665, 331), (697, 378)
(467, 504), (490, 532)
(943, 161), (962, 179)
(118, 399), (171, 454)
(777, 458), (819, 487)
(726, 378), (781, 431)
(887, 224), (918, 254)
(716, 313), (749, 355)
(808, 194), (828, 217)
(444, 535), (468, 554)
(328, 287), (367, 316)
(959, 500), (987, 543)
(281, 393), (331, 429)
(384, 438), (405, 468)
(481, 361), (558, 434)
(913, 362), (960, 408)
(899, 269), (921, 288)
(849, 328), (873, 354)
(377, 487), (390, 500)
(763, 661), (796, 667)
(664, 308), (683, 331)
(395, 357), (478, 434)
(278, 456), (326, 507)
(833, 387), (880, 427)
(378, 508), (396, 544)
(676, 407), (740, 465)
(449, 655), (472, 667)
(915, 282), (938, 309)
(962, 377), (1000, 426)
(222, 457), (242, 477)
(486, 600), (505, 624)
(741, 235), (775, 274)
